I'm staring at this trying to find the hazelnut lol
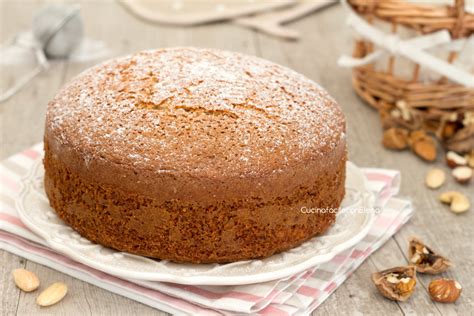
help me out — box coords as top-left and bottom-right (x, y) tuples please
(439, 191), (470, 214)
(382, 128), (409, 150)
(446, 151), (467, 168)
(441, 122), (457, 139)
(425, 168), (446, 189)
(408, 130), (427, 145)
(429, 279), (462, 303)
(409, 130), (437, 162)
(452, 166), (472, 184)
(372, 266), (416, 301)
(412, 139), (437, 161)
(408, 237), (452, 274)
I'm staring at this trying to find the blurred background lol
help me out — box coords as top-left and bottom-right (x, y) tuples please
(0, 0), (362, 160)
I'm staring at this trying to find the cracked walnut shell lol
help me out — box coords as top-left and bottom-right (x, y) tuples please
(408, 237), (452, 274)
(372, 266), (416, 301)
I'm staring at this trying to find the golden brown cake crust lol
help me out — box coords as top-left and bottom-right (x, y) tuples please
(44, 47), (347, 263)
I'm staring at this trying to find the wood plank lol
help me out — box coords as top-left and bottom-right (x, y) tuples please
(1, 251), (25, 315)
(15, 261), (167, 316)
(318, 259), (404, 315)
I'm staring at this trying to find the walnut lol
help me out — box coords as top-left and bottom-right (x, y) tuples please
(408, 237), (452, 274)
(372, 266), (416, 301)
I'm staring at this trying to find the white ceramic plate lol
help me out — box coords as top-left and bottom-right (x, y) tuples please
(17, 159), (375, 285)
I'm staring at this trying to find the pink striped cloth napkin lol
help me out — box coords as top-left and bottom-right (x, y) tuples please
(0, 143), (413, 315)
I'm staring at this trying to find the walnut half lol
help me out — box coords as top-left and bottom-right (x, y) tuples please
(372, 266), (416, 301)
(408, 237), (453, 274)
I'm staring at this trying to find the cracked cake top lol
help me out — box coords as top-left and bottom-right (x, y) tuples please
(47, 47), (345, 177)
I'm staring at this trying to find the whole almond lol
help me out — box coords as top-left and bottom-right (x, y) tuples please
(12, 269), (40, 292)
(36, 282), (68, 307)
(425, 168), (446, 189)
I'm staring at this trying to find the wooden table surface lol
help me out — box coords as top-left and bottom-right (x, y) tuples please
(1, 1), (472, 315)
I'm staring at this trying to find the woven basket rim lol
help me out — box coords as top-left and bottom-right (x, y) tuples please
(348, 0), (474, 38)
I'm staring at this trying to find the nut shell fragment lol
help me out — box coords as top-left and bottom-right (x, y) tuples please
(372, 266), (416, 301)
(408, 237), (452, 274)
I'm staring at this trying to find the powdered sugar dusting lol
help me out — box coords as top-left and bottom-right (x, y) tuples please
(47, 47), (345, 176)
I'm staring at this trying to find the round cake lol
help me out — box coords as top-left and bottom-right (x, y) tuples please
(44, 47), (347, 263)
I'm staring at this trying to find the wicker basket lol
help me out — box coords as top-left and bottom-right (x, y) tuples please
(347, 0), (474, 155)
